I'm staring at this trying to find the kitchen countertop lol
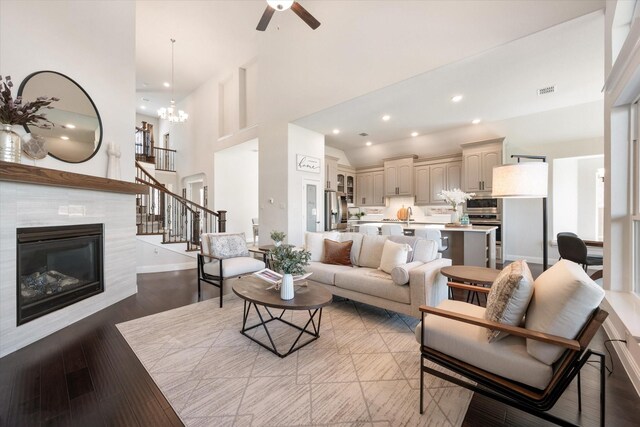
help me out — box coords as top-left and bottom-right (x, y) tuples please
(352, 222), (497, 233)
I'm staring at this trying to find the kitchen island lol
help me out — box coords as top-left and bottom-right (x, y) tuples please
(352, 222), (497, 268)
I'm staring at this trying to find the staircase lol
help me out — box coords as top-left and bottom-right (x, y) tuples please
(135, 161), (226, 251)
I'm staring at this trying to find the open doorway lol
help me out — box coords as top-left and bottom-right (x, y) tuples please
(214, 139), (259, 242)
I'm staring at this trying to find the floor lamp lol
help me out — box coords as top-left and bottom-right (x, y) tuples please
(492, 155), (549, 271)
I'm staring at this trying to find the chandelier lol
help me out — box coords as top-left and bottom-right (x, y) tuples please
(158, 38), (188, 123)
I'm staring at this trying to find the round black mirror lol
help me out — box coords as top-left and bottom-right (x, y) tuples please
(18, 71), (102, 163)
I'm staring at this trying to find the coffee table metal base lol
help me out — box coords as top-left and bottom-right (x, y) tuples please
(240, 300), (323, 358)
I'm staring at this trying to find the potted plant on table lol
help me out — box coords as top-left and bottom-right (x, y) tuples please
(0, 75), (58, 163)
(438, 188), (475, 224)
(270, 230), (286, 247)
(271, 243), (312, 300)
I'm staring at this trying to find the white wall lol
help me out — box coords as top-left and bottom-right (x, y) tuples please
(325, 146), (352, 167)
(287, 124), (325, 246)
(0, 0), (136, 182)
(577, 156), (604, 239)
(136, 236), (195, 274)
(214, 139), (259, 240)
(553, 158), (579, 236)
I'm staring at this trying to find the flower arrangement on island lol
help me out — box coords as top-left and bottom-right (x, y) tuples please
(438, 188), (476, 211)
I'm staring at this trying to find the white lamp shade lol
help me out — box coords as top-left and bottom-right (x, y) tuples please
(492, 162), (548, 198)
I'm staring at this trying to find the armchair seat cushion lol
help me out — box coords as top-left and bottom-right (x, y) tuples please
(203, 257), (265, 278)
(335, 268), (410, 304)
(415, 300), (553, 390)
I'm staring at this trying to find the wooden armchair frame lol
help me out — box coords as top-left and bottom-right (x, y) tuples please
(419, 282), (608, 427)
(197, 249), (266, 307)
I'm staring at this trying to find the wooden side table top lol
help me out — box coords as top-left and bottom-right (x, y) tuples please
(440, 265), (501, 286)
(232, 276), (332, 310)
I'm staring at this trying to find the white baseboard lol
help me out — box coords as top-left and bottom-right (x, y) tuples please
(602, 317), (640, 397)
(137, 262), (196, 274)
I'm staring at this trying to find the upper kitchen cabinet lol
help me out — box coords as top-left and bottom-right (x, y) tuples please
(325, 156), (339, 191)
(337, 165), (356, 203)
(356, 167), (385, 206)
(414, 156), (462, 205)
(461, 138), (504, 194)
(384, 156), (415, 196)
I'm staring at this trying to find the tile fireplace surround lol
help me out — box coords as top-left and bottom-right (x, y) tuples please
(0, 165), (144, 357)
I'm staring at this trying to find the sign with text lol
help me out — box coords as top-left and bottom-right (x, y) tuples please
(296, 154), (321, 173)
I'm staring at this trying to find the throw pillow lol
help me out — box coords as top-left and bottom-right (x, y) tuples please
(208, 233), (249, 259)
(391, 261), (423, 285)
(378, 240), (412, 274)
(484, 260), (535, 342)
(525, 260), (605, 365)
(322, 239), (353, 266)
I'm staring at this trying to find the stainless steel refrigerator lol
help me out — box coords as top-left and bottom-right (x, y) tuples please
(324, 190), (348, 231)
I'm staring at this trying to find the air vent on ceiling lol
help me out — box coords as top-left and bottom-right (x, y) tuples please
(359, 132), (369, 137)
(537, 85), (556, 95)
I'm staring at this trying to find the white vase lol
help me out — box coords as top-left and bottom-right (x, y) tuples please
(450, 209), (460, 224)
(274, 241), (282, 247)
(280, 273), (294, 300)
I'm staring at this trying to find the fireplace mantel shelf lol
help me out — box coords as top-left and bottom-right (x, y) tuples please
(0, 161), (148, 194)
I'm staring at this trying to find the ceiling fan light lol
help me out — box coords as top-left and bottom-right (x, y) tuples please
(267, 0), (294, 11)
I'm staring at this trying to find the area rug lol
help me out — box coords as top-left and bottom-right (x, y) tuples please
(117, 286), (473, 426)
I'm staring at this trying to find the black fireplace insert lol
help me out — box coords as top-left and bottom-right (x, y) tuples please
(17, 223), (104, 325)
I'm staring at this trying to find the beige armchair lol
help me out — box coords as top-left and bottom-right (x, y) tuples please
(198, 232), (265, 307)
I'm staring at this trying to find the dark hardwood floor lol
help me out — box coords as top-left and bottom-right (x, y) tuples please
(1, 267), (638, 427)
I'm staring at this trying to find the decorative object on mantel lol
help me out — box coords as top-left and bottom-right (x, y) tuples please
(157, 39), (188, 123)
(270, 230), (286, 247)
(106, 142), (122, 180)
(439, 188), (475, 224)
(270, 243), (312, 300)
(21, 133), (48, 161)
(0, 75), (58, 163)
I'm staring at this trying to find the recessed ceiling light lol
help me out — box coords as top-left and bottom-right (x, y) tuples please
(332, 129), (340, 134)
(451, 95), (463, 103)
(472, 118), (481, 124)
(64, 123), (76, 129)
(60, 136), (69, 140)
(140, 105), (147, 110)
(163, 82), (171, 87)
(366, 141), (372, 146)
(382, 115), (391, 121)
(411, 132), (418, 137)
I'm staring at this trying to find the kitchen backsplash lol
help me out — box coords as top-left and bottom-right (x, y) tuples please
(354, 196), (454, 219)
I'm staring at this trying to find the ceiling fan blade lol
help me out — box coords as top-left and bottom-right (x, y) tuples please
(291, 2), (321, 30)
(256, 6), (275, 31)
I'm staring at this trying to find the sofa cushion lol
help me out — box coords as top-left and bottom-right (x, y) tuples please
(388, 235), (420, 262)
(338, 232), (364, 266)
(304, 231), (340, 262)
(484, 260), (534, 342)
(359, 235), (388, 268)
(335, 268), (410, 304)
(379, 240), (412, 274)
(203, 257), (265, 278)
(525, 260), (605, 365)
(415, 300), (553, 390)
(412, 239), (439, 263)
(391, 261), (423, 285)
(322, 239), (353, 266)
(305, 261), (353, 285)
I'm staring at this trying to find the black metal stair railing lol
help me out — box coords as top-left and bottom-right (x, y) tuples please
(135, 161), (226, 251)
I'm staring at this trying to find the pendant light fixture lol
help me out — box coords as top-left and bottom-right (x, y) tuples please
(158, 38), (188, 123)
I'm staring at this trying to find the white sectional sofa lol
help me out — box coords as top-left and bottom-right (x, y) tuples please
(303, 232), (451, 318)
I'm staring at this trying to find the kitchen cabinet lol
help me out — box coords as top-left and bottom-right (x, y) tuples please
(429, 165), (446, 204)
(414, 165), (430, 204)
(462, 139), (503, 193)
(384, 157), (414, 196)
(356, 169), (385, 206)
(325, 156), (338, 191)
(337, 165), (356, 204)
(447, 161), (462, 190)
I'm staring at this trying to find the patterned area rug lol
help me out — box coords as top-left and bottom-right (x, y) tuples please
(117, 286), (472, 426)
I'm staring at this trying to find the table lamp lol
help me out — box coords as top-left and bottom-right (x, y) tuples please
(492, 155), (549, 270)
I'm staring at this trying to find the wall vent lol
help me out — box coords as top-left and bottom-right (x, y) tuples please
(537, 85), (556, 95)
(359, 132), (369, 137)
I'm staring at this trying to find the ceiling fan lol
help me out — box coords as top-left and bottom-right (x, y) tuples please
(257, 0), (321, 31)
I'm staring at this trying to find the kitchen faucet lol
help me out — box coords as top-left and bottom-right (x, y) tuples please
(406, 207), (413, 226)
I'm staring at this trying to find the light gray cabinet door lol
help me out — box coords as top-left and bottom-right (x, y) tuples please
(414, 165), (430, 205)
(429, 165), (446, 204)
(447, 161), (462, 191)
(481, 150), (501, 191)
(464, 153), (482, 192)
(372, 172), (385, 205)
(397, 162), (413, 195)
